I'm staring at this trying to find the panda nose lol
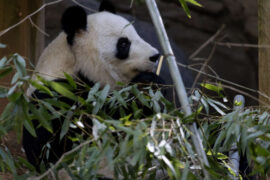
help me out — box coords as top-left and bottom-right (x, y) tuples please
(149, 54), (160, 62)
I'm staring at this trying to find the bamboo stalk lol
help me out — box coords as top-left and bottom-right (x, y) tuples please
(229, 95), (244, 179)
(145, 0), (210, 178)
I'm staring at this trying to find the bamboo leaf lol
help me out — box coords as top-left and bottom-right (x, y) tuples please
(13, 54), (26, 77)
(29, 104), (52, 133)
(0, 67), (13, 79)
(185, 0), (202, 7)
(131, 86), (149, 107)
(0, 57), (7, 68)
(208, 100), (226, 116)
(92, 85), (110, 114)
(86, 83), (100, 102)
(208, 99), (229, 110)
(30, 80), (53, 97)
(178, 0), (191, 18)
(23, 117), (37, 138)
(64, 72), (77, 89)
(50, 81), (77, 101)
(17, 157), (35, 171)
(113, 91), (127, 108)
(0, 88), (7, 98)
(0, 148), (16, 175)
(201, 83), (223, 93)
(60, 110), (73, 141)
(161, 155), (177, 177)
(7, 84), (18, 97)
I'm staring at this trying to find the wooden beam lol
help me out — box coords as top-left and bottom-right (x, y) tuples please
(0, 0), (44, 113)
(259, 0), (270, 106)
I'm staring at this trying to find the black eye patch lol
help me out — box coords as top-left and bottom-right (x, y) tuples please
(116, 37), (131, 60)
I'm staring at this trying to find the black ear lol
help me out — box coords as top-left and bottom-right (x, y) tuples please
(61, 6), (87, 45)
(99, 0), (116, 14)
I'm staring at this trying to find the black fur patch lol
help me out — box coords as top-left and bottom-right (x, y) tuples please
(116, 37), (131, 60)
(99, 0), (116, 14)
(61, 6), (87, 45)
(77, 71), (95, 88)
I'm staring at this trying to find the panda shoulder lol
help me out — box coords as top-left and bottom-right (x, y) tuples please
(27, 32), (76, 96)
(34, 32), (75, 80)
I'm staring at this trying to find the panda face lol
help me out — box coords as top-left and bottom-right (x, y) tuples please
(71, 12), (159, 88)
(27, 3), (161, 96)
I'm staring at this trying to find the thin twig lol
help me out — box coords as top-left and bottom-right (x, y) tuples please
(189, 63), (220, 78)
(130, 0), (134, 8)
(180, 61), (270, 105)
(177, 62), (259, 95)
(190, 43), (217, 92)
(215, 42), (270, 48)
(0, 0), (63, 37)
(29, 17), (50, 37)
(71, 0), (97, 12)
(191, 57), (207, 61)
(34, 139), (94, 180)
(216, 83), (268, 106)
(189, 25), (226, 60)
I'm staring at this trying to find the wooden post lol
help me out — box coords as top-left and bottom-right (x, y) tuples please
(259, 0), (270, 106)
(0, 0), (44, 112)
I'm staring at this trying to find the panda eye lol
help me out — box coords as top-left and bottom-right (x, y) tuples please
(118, 37), (130, 48)
(116, 37), (131, 60)
(120, 41), (128, 48)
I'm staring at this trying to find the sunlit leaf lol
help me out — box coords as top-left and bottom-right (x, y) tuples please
(201, 83), (224, 93)
(234, 99), (243, 107)
(178, 0), (191, 18)
(30, 80), (53, 97)
(50, 81), (77, 101)
(185, 0), (202, 7)
(64, 72), (77, 89)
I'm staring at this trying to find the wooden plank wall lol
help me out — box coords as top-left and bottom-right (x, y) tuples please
(0, 0), (45, 113)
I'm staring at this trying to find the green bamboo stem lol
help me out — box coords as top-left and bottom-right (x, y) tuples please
(145, 0), (210, 179)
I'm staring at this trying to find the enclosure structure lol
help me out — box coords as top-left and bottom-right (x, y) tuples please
(0, 0), (44, 112)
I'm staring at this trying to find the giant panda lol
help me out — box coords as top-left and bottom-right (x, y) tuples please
(23, 0), (165, 172)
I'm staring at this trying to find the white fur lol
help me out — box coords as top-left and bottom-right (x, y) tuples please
(28, 11), (158, 95)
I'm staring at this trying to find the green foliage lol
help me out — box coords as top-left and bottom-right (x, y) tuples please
(178, 0), (202, 18)
(0, 54), (270, 179)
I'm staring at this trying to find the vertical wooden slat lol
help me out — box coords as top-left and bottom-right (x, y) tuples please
(0, 0), (45, 112)
(259, 0), (270, 106)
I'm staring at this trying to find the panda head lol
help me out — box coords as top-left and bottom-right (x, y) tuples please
(61, 1), (160, 88)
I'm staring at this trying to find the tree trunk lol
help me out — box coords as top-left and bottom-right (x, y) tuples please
(259, 0), (270, 105)
(0, 0), (45, 113)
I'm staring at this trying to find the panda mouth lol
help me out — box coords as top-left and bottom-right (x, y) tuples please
(134, 62), (157, 74)
(134, 68), (152, 73)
